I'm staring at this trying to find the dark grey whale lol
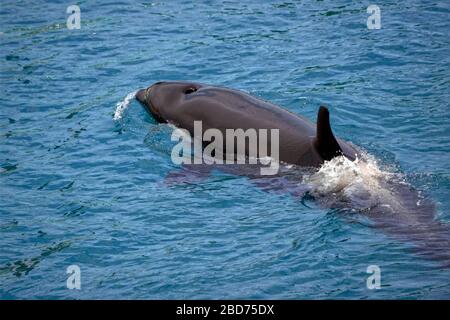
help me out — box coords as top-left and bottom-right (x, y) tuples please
(136, 81), (358, 167)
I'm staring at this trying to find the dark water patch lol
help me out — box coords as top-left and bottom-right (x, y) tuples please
(0, 220), (19, 231)
(5, 55), (20, 61)
(60, 181), (75, 192)
(0, 241), (71, 278)
(37, 181), (50, 190)
(0, 163), (18, 174)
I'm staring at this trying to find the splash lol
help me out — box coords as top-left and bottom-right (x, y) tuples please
(303, 153), (404, 213)
(113, 90), (137, 120)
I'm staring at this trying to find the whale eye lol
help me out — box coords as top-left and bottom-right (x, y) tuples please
(184, 87), (197, 94)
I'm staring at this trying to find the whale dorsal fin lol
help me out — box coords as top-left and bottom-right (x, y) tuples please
(314, 106), (343, 161)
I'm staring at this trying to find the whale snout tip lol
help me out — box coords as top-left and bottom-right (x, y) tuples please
(136, 88), (146, 103)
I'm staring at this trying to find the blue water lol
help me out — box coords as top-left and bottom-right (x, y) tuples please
(1, 0), (449, 299)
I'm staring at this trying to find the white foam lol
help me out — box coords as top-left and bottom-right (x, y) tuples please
(113, 90), (137, 120)
(302, 153), (403, 212)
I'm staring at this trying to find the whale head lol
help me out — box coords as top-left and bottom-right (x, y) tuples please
(136, 81), (204, 124)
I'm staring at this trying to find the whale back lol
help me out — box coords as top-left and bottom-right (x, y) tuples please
(137, 82), (358, 167)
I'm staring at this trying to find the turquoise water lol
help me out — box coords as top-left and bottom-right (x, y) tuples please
(1, 0), (450, 299)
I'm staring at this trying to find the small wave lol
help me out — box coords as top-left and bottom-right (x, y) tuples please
(113, 90), (137, 120)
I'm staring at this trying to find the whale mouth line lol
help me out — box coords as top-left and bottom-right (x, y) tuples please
(136, 87), (148, 104)
(145, 86), (151, 101)
(141, 89), (166, 124)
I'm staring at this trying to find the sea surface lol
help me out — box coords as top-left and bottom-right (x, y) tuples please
(1, 0), (449, 299)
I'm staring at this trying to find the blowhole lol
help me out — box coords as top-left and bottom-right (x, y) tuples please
(184, 87), (197, 94)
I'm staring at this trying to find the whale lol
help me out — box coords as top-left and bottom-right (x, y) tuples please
(135, 81), (450, 266)
(136, 81), (358, 167)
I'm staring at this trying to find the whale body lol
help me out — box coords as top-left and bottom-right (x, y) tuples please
(136, 81), (358, 167)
